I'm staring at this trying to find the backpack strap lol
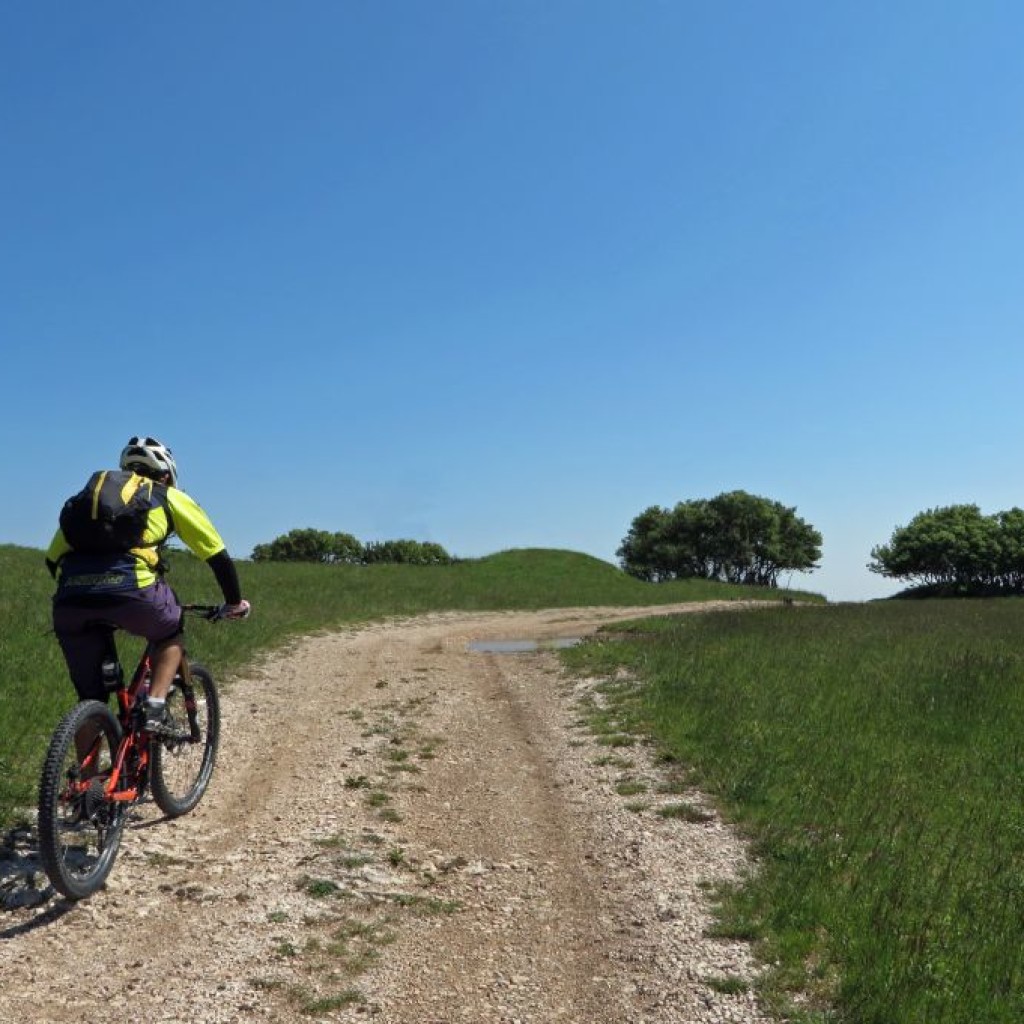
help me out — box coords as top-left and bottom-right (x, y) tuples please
(89, 471), (110, 519)
(124, 474), (175, 572)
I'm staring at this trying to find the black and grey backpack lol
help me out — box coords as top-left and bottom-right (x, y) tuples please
(59, 470), (167, 553)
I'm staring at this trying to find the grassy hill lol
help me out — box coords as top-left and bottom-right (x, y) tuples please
(0, 543), (818, 824)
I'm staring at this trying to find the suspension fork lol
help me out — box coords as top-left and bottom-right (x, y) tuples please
(177, 656), (203, 743)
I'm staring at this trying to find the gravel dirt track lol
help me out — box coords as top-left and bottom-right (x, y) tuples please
(1, 604), (771, 1024)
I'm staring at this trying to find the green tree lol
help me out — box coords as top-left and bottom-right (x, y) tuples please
(996, 508), (1024, 590)
(362, 539), (453, 565)
(869, 505), (1017, 591)
(618, 491), (821, 587)
(251, 528), (364, 564)
(615, 506), (673, 581)
(328, 532), (365, 564)
(252, 530), (453, 566)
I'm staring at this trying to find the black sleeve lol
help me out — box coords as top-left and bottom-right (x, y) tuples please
(206, 549), (242, 605)
(45, 558), (58, 579)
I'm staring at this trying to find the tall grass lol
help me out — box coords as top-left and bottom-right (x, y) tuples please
(0, 543), (810, 825)
(563, 601), (1024, 1023)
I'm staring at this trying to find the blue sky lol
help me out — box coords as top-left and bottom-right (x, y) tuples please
(4, 2), (1023, 601)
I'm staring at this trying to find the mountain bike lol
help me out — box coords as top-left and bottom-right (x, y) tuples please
(37, 604), (225, 900)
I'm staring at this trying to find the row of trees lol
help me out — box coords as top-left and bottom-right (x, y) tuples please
(618, 492), (1024, 596)
(869, 504), (1024, 591)
(251, 528), (454, 566)
(617, 490), (822, 587)
(252, 501), (1024, 597)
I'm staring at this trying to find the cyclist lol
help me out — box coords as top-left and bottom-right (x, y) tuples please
(46, 435), (250, 733)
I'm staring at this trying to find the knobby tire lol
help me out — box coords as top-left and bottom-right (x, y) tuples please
(37, 700), (125, 901)
(150, 662), (220, 817)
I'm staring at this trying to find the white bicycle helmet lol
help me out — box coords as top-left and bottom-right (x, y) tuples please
(119, 435), (179, 488)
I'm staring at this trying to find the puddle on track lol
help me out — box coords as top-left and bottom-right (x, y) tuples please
(468, 638), (583, 654)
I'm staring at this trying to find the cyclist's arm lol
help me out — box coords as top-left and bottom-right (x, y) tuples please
(207, 549), (243, 605)
(45, 529), (71, 579)
(165, 488), (244, 604)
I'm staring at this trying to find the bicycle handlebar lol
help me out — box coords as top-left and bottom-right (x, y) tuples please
(181, 604), (227, 621)
(181, 602), (251, 622)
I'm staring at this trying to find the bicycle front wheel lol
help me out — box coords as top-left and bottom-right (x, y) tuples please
(37, 700), (125, 900)
(151, 662), (220, 817)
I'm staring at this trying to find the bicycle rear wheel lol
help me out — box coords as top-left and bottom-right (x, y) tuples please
(37, 700), (125, 900)
(150, 662), (220, 817)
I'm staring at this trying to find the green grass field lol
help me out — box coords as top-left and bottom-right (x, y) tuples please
(563, 600), (1024, 1024)
(0, 543), (807, 826)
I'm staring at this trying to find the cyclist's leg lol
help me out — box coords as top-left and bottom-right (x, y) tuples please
(51, 604), (115, 767)
(149, 637), (185, 699)
(52, 604), (114, 703)
(113, 580), (184, 700)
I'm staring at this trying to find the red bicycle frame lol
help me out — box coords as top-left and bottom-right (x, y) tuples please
(66, 639), (203, 809)
(103, 649), (155, 804)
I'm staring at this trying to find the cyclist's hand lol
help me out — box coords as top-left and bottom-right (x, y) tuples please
(219, 600), (251, 620)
